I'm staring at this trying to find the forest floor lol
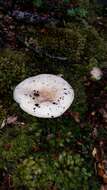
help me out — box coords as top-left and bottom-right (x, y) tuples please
(0, 1), (107, 190)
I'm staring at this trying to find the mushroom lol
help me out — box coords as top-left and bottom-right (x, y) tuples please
(90, 67), (103, 80)
(13, 74), (74, 118)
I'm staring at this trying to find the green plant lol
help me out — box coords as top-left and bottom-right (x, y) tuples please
(13, 156), (56, 190)
(33, 0), (42, 7)
(67, 7), (88, 17)
(0, 49), (30, 105)
(13, 152), (93, 190)
(55, 151), (91, 190)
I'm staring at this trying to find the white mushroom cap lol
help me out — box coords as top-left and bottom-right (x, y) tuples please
(13, 74), (74, 118)
(90, 67), (103, 80)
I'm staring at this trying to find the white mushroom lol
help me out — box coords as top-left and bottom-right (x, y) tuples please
(90, 67), (103, 80)
(13, 74), (74, 118)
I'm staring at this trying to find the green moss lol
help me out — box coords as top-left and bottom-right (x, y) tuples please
(29, 27), (87, 63)
(0, 105), (6, 126)
(23, 26), (107, 65)
(13, 152), (92, 190)
(0, 49), (29, 104)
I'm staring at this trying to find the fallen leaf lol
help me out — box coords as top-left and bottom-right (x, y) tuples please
(103, 174), (107, 183)
(100, 185), (104, 190)
(103, 160), (107, 175)
(92, 147), (97, 158)
(100, 185), (107, 190)
(0, 119), (6, 129)
(97, 163), (105, 177)
(6, 115), (18, 124)
(70, 112), (80, 123)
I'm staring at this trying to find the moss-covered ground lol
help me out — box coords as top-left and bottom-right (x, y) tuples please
(0, 1), (107, 189)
